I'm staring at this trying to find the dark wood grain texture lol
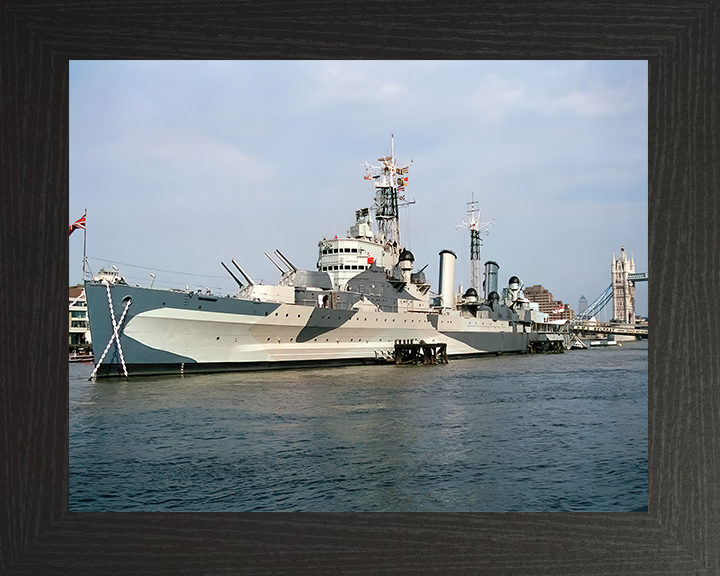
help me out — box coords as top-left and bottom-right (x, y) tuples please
(1, 1), (717, 574)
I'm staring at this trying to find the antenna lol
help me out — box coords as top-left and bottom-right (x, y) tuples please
(456, 194), (494, 291)
(364, 136), (414, 252)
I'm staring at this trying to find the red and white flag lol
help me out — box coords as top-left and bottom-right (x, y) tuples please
(552, 306), (565, 314)
(69, 214), (86, 236)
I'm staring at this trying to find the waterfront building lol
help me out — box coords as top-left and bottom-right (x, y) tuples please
(524, 284), (574, 322)
(69, 285), (91, 352)
(612, 246), (636, 325)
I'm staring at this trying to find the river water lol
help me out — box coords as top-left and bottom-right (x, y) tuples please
(70, 340), (648, 512)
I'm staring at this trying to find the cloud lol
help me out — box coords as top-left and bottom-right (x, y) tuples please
(526, 83), (647, 117)
(469, 62), (647, 124)
(311, 62), (407, 106)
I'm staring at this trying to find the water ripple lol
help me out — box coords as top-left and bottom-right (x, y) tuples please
(70, 341), (648, 512)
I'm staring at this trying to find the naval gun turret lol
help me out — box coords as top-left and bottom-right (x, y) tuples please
(504, 276), (523, 307)
(398, 249), (414, 282)
(500, 275), (547, 323)
(463, 287), (479, 304)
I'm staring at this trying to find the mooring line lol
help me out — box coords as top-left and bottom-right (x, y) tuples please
(89, 281), (132, 379)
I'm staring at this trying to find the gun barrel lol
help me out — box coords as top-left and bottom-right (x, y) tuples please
(265, 252), (287, 273)
(231, 259), (255, 286)
(221, 262), (244, 287)
(274, 249), (297, 272)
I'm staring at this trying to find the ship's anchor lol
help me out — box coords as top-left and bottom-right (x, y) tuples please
(89, 280), (132, 379)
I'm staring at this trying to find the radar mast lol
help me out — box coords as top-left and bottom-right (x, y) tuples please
(456, 193), (494, 292)
(363, 135), (414, 257)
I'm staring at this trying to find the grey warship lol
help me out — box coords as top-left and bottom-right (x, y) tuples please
(84, 139), (554, 377)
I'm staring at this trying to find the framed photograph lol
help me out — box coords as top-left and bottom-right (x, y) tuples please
(2, 2), (716, 574)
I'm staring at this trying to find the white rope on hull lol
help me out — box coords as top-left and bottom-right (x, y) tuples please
(89, 280), (132, 378)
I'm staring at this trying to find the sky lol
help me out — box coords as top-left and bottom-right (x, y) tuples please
(69, 60), (648, 318)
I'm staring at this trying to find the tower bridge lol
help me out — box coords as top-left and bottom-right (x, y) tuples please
(568, 246), (648, 338)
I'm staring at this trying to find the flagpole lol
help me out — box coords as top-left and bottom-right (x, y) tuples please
(82, 208), (87, 281)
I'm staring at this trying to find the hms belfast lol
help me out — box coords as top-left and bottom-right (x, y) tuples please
(85, 138), (555, 378)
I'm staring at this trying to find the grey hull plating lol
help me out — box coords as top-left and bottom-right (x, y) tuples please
(85, 281), (534, 378)
(85, 282), (283, 369)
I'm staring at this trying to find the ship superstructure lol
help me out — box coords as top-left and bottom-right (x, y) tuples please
(84, 138), (553, 378)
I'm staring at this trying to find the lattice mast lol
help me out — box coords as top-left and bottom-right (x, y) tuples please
(456, 196), (494, 291)
(364, 135), (413, 257)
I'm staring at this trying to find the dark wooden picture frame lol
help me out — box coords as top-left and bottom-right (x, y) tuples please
(2, 2), (717, 574)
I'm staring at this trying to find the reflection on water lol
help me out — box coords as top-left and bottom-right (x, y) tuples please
(70, 341), (648, 512)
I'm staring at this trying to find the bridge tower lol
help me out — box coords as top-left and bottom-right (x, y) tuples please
(612, 245), (636, 325)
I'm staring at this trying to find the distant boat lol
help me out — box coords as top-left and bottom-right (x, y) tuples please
(69, 352), (94, 362)
(590, 340), (619, 347)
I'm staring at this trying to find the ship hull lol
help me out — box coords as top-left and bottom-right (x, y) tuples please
(85, 281), (533, 378)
